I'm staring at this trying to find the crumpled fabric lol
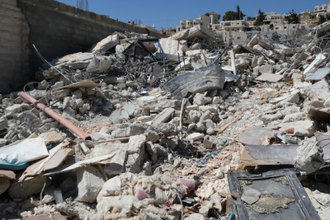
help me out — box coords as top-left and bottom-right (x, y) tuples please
(96, 172), (198, 219)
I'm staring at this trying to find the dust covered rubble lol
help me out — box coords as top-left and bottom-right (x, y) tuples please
(1, 23), (330, 219)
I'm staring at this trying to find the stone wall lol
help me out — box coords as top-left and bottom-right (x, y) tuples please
(0, 0), (30, 93)
(0, 0), (163, 93)
(17, 0), (163, 78)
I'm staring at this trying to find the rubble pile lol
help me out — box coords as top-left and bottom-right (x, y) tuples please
(1, 24), (330, 219)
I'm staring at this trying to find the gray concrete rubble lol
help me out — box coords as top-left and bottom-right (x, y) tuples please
(2, 21), (330, 220)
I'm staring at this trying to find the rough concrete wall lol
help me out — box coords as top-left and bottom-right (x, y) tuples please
(0, 0), (30, 94)
(17, 0), (163, 76)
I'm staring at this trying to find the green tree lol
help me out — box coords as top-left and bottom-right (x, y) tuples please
(204, 12), (221, 21)
(247, 16), (256, 21)
(223, 11), (237, 21)
(254, 9), (266, 26)
(285, 9), (299, 24)
(236, 5), (246, 20)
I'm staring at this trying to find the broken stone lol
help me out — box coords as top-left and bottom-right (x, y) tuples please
(294, 138), (325, 174)
(194, 93), (212, 106)
(187, 133), (204, 142)
(151, 108), (175, 125)
(125, 135), (147, 173)
(304, 79), (330, 101)
(76, 166), (105, 203)
(282, 112), (306, 123)
(91, 33), (119, 54)
(111, 124), (146, 138)
(147, 130), (160, 143)
(86, 55), (113, 73)
(280, 120), (316, 137)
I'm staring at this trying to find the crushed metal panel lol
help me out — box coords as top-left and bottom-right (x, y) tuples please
(228, 169), (321, 220)
(314, 132), (330, 163)
(240, 145), (298, 169)
(256, 73), (283, 83)
(161, 64), (225, 99)
(305, 67), (330, 81)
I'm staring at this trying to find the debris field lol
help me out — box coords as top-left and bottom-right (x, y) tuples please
(1, 22), (330, 220)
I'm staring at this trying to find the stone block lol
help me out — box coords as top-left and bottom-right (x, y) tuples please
(193, 93), (212, 106)
(76, 166), (105, 203)
(280, 120), (316, 137)
(125, 135), (147, 173)
(151, 108), (175, 125)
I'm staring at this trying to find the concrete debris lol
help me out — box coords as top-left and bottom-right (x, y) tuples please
(3, 20), (330, 220)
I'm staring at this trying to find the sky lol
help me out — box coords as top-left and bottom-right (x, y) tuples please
(57, 0), (329, 30)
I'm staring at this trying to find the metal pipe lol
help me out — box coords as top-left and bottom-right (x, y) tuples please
(20, 92), (91, 140)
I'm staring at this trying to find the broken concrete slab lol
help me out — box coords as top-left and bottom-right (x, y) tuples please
(279, 120), (316, 137)
(91, 33), (119, 54)
(125, 135), (147, 173)
(305, 67), (330, 81)
(86, 55), (113, 74)
(239, 126), (276, 145)
(294, 138), (325, 175)
(151, 107), (175, 125)
(76, 166), (105, 203)
(304, 79), (330, 101)
(256, 73), (283, 83)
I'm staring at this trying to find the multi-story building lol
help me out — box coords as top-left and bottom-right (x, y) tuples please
(211, 20), (249, 32)
(314, 3), (330, 13)
(176, 13), (220, 32)
(264, 12), (284, 25)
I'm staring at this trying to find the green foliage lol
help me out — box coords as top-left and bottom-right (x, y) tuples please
(247, 16), (256, 21)
(223, 11), (237, 21)
(254, 9), (266, 26)
(236, 5), (246, 20)
(223, 5), (245, 21)
(204, 12), (221, 21)
(285, 10), (299, 24)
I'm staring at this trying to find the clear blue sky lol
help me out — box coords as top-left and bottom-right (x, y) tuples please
(57, 0), (328, 30)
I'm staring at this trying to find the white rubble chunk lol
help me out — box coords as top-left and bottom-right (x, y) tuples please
(280, 120), (316, 137)
(86, 55), (113, 74)
(282, 112), (306, 123)
(91, 34), (119, 54)
(4, 103), (31, 116)
(294, 138), (325, 174)
(151, 108), (175, 125)
(304, 79), (330, 101)
(187, 133), (204, 141)
(125, 135), (147, 173)
(193, 93), (212, 106)
(76, 166), (105, 203)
